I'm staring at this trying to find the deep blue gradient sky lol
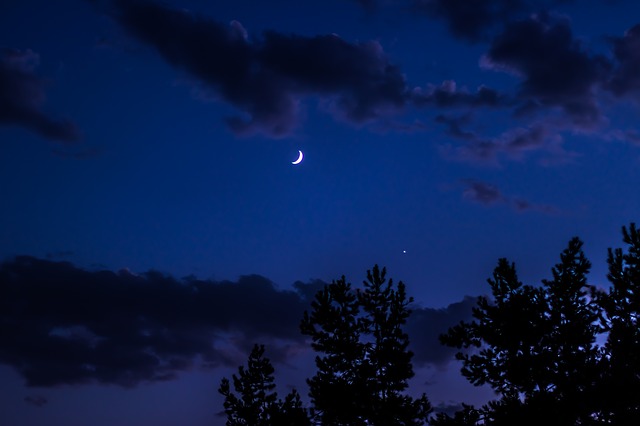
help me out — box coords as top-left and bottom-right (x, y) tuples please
(2, 0), (640, 424)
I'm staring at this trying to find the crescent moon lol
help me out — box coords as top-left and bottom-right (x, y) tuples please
(292, 150), (304, 165)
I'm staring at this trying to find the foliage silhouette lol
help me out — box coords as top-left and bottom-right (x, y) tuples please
(300, 265), (432, 425)
(596, 223), (640, 424)
(218, 344), (310, 425)
(437, 225), (640, 425)
(219, 265), (431, 425)
(219, 224), (640, 426)
(299, 274), (367, 425)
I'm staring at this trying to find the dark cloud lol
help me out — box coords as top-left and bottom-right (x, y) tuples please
(458, 178), (560, 214)
(108, 0), (408, 136)
(512, 198), (559, 214)
(482, 14), (610, 126)
(355, 1), (605, 43)
(292, 279), (328, 302)
(407, 297), (476, 366)
(260, 31), (406, 123)
(434, 114), (476, 140)
(24, 395), (48, 407)
(502, 123), (547, 153)
(607, 24), (640, 97)
(0, 256), (310, 387)
(0, 256), (477, 387)
(412, 0), (526, 42)
(461, 179), (505, 205)
(0, 48), (80, 142)
(107, 0), (626, 151)
(433, 401), (465, 416)
(437, 115), (566, 165)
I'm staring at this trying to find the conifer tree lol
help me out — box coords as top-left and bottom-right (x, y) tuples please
(539, 238), (601, 424)
(218, 344), (310, 425)
(439, 239), (601, 425)
(300, 265), (431, 425)
(299, 276), (368, 425)
(598, 223), (640, 424)
(358, 265), (431, 425)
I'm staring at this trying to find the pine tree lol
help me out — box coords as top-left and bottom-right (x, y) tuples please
(218, 344), (310, 425)
(358, 265), (431, 425)
(439, 239), (602, 425)
(539, 238), (601, 424)
(299, 276), (368, 425)
(300, 265), (431, 425)
(598, 223), (640, 424)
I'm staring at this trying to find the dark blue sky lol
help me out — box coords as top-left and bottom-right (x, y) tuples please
(2, 0), (640, 424)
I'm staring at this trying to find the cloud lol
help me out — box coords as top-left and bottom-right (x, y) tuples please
(482, 14), (610, 127)
(107, 0), (408, 137)
(407, 297), (476, 366)
(411, 80), (508, 108)
(511, 198), (559, 214)
(0, 256), (310, 387)
(0, 256), (478, 387)
(433, 401), (465, 416)
(24, 395), (48, 407)
(105, 0), (636, 155)
(354, 1), (602, 44)
(0, 48), (80, 142)
(434, 114), (476, 140)
(437, 115), (574, 166)
(411, 0), (526, 42)
(606, 128), (640, 146)
(458, 178), (560, 214)
(461, 179), (505, 204)
(261, 32), (407, 123)
(606, 24), (640, 97)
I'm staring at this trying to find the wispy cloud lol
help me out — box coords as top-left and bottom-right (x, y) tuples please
(438, 118), (574, 166)
(24, 395), (47, 407)
(461, 179), (505, 204)
(0, 48), (80, 142)
(411, 80), (508, 108)
(459, 178), (560, 214)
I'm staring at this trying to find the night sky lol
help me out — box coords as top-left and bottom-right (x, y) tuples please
(2, 0), (640, 424)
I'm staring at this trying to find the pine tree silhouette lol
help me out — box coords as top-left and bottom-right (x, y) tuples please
(597, 223), (640, 424)
(301, 265), (431, 425)
(218, 226), (640, 425)
(218, 344), (310, 425)
(438, 238), (602, 425)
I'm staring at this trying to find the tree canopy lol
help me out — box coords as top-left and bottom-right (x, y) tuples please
(219, 223), (640, 426)
(300, 265), (432, 425)
(437, 224), (640, 425)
